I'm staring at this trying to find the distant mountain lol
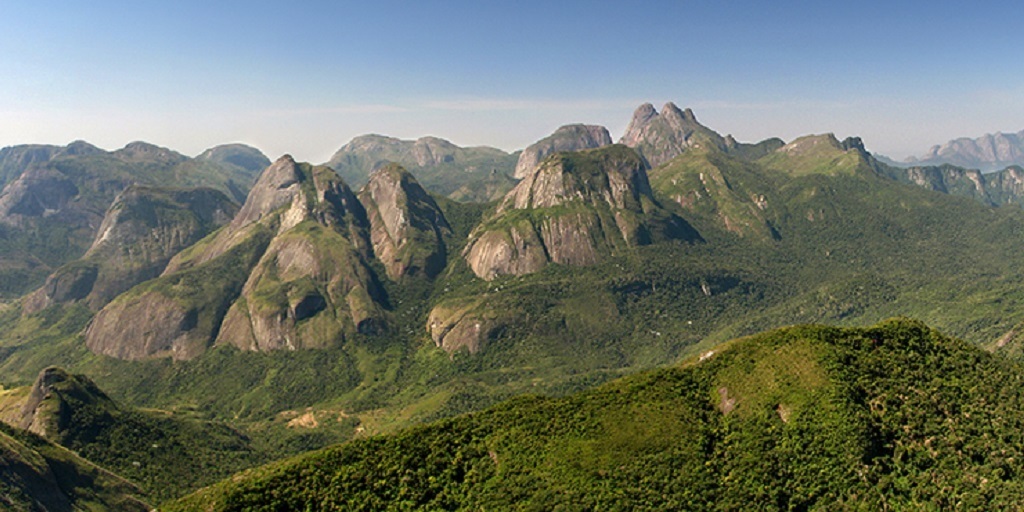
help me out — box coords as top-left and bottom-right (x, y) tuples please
(904, 130), (1024, 171)
(513, 124), (612, 179)
(22, 185), (238, 314)
(620, 102), (783, 168)
(325, 135), (518, 202)
(0, 141), (266, 297)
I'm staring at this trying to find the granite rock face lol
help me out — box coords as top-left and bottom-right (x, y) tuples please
(462, 144), (700, 280)
(619, 102), (728, 168)
(85, 156), (388, 360)
(513, 124), (612, 179)
(22, 185), (237, 313)
(358, 163), (451, 280)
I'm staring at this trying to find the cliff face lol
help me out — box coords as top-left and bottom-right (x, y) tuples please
(22, 185), (238, 313)
(462, 145), (700, 280)
(883, 164), (1024, 207)
(513, 124), (612, 179)
(85, 156), (388, 360)
(358, 163), (451, 280)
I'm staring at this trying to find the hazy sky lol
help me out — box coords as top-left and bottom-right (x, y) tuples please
(2, 1), (1023, 162)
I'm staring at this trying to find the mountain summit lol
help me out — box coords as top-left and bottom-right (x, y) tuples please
(463, 144), (699, 280)
(513, 124), (612, 179)
(620, 102), (729, 167)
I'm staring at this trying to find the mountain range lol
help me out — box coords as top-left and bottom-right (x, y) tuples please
(885, 130), (1024, 171)
(6, 102), (1024, 507)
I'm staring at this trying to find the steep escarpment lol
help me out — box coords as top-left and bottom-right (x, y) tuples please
(22, 185), (238, 313)
(85, 155), (388, 360)
(513, 124), (612, 179)
(358, 164), (451, 280)
(881, 163), (1024, 207)
(6, 367), (264, 504)
(462, 144), (700, 280)
(0, 422), (149, 511)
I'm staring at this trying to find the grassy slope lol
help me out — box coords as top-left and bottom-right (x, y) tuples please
(166, 319), (1024, 511)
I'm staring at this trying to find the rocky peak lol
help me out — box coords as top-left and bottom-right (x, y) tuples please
(619, 102), (727, 168)
(626, 103), (659, 133)
(513, 124), (613, 179)
(463, 145), (699, 280)
(231, 155), (304, 228)
(504, 144), (652, 213)
(86, 158), (388, 361)
(19, 367), (113, 437)
(359, 164), (451, 280)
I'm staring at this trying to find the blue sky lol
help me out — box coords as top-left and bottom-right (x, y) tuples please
(2, 0), (1023, 162)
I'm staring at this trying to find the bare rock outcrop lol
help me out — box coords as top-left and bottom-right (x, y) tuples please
(620, 102), (728, 168)
(462, 144), (700, 280)
(427, 298), (511, 355)
(513, 124), (612, 179)
(358, 164), (451, 280)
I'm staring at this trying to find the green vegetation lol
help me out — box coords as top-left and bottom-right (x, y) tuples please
(167, 319), (1024, 510)
(0, 421), (149, 511)
(0, 141), (263, 297)
(10, 127), (1024, 507)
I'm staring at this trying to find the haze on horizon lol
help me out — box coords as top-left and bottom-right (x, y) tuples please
(2, 0), (1023, 163)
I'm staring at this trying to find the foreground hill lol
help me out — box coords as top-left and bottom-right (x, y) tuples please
(0, 420), (148, 511)
(167, 319), (1024, 510)
(6, 366), (274, 503)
